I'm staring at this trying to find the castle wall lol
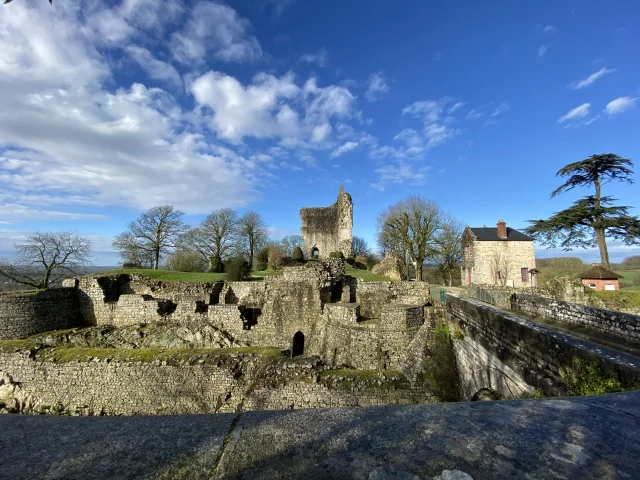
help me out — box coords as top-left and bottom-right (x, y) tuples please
(0, 351), (435, 415)
(300, 187), (353, 258)
(0, 289), (80, 340)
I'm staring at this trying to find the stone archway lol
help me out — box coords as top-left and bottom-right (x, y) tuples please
(471, 388), (502, 401)
(311, 247), (319, 259)
(292, 331), (305, 357)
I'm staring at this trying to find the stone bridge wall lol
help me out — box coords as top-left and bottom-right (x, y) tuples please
(0, 289), (80, 340)
(446, 294), (640, 400)
(516, 294), (640, 342)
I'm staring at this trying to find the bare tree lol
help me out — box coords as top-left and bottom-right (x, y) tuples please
(279, 235), (304, 255)
(237, 211), (268, 269)
(435, 217), (464, 287)
(112, 232), (154, 268)
(180, 208), (238, 271)
(113, 205), (187, 270)
(0, 232), (92, 289)
(352, 236), (372, 258)
(376, 195), (445, 281)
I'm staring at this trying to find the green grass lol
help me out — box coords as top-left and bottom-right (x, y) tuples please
(344, 264), (392, 282)
(586, 289), (640, 309)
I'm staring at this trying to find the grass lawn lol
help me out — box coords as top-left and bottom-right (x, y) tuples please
(614, 268), (640, 291)
(344, 264), (392, 282)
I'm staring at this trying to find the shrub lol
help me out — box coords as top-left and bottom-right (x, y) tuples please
(292, 246), (304, 261)
(329, 251), (344, 259)
(164, 251), (206, 272)
(345, 257), (356, 266)
(254, 262), (267, 272)
(225, 257), (250, 281)
(257, 247), (269, 264)
(209, 257), (225, 273)
(279, 256), (299, 267)
(267, 245), (286, 269)
(354, 261), (367, 270)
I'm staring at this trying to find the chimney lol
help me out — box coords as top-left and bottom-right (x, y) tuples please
(497, 219), (507, 239)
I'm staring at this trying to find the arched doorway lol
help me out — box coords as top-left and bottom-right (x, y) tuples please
(311, 247), (319, 259)
(292, 331), (305, 357)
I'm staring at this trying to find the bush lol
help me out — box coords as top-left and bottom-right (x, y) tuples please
(225, 257), (250, 281)
(345, 257), (355, 266)
(279, 256), (300, 267)
(292, 246), (304, 261)
(209, 257), (225, 273)
(254, 262), (267, 272)
(257, 247), (270, 264)
(164, 251), (206, 272)
(354, 261), (367, 270)
(267, 245), (286, 269)
(329, 251), (344, 259)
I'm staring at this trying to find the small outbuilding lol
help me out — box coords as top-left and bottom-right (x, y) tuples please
(579, 265), (623, 291)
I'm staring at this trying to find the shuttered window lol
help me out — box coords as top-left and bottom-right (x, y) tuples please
(521, 267), (528, 282)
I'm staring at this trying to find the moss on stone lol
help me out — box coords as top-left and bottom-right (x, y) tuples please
(560, 357), (632, 396)
(422, 320), (459, 402)
(0, 339), (34, 352)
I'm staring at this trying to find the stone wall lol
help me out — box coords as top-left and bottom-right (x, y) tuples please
(463, 238), (536, 287)
(517, 294), (640, 342)
(0, 289), (80, 340)
(446, 294), (640, 398)
(355, 281), (429, 319)
(300, 186), (353, 258)
(0, 351), (435, 415)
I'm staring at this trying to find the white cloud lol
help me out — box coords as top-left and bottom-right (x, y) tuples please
(434, 51), (443, 61)
(558, 103), (591, 123)
(330, 141), (359, 158)
(365, 72), (390, 102)
(369, 164), (431, 191)
(300, 49), (329, 67)
(448, 102), (465, 114)
(490, 102), (510, 117)
(538, 45), (548, 58)
(569, 68), (616, 89)
(543, 25), (557, 34)
(262, 0), (295, 16)
(125, 46), (182, 88)
(465, 109), (483, 120)
(605, 96), (637, 115)
(170, 1), (262, 64)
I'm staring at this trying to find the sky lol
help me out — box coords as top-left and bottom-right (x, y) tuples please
(0, 0), (639, 265)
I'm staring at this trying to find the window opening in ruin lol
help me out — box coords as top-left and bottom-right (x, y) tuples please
(311, 247), (319, 259)
(292, 331), (305, 357)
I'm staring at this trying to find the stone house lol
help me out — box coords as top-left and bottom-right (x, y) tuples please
(461, 220), (536, 287)
(580, 265), (623, 291)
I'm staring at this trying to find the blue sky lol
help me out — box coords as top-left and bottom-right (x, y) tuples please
(0, 0), (639, 265)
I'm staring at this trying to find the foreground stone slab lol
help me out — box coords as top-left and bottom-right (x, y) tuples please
(2, 392), (640, 479)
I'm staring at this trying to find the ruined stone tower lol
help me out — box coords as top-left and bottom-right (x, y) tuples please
(300, 186), (353, 259)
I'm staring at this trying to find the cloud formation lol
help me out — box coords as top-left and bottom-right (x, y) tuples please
(365, 72), (390, 102)
(558, 103), (591, 123)
(568, 68), (616, 89)
(605, 96), (637, 115)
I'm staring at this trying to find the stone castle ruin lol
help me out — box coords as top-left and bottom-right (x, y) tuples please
(300, 186), (353, 259)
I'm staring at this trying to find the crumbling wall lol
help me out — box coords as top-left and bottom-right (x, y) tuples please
(300, 186), (353, 258)
(0, 289), (81, 340)
(0, 351), (434, 415)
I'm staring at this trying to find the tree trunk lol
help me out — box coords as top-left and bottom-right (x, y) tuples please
(415, 257), (423, 281)
(249, 238), (254, 270)
(153, 249), (160, 270)
(595, 228), (610, 268)
(448, 272), (452, 287)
